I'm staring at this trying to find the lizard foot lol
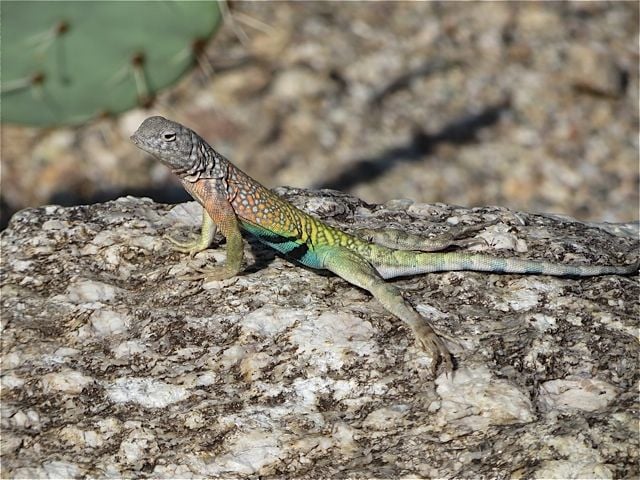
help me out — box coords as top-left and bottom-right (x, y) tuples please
(412, 324), (454, 377)
(448, 236), (488, 249)
(163, 234), (209, 257)
(446, 219), (499, 248)
(180, 265), (239, 282)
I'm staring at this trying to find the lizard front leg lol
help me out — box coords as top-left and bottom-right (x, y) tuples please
(177, 189), (245, 282)
(165, 208), (217, 256)
(319, 246), (453, 375)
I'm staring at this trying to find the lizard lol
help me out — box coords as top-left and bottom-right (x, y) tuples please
(130, 116), (639, 375)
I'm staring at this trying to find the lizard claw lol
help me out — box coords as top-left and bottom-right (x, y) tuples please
(163, 234), (209, 257)
(450, 237), (489, 249)
(413, 325), (454, 377)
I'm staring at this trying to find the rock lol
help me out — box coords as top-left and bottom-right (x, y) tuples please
(1, 192), (638, 477)
(567, 44), (626, 98)
(272, 67), (329, 100)
(40, 370), (93, 395)
(538, 377), (619, 412)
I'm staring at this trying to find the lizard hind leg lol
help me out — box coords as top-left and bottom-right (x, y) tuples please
(319, 246), (453, 376)
(357, 219), (498, 252)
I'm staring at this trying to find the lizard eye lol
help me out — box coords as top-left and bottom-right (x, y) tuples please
(162, 131), (176, 142)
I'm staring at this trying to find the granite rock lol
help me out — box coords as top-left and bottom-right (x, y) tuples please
(1, 192), (638, 478)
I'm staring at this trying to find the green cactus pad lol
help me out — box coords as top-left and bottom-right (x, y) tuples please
(1, 1), (221, 126)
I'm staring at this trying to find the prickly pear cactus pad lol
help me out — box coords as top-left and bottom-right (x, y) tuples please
(1, 1), (221, 126)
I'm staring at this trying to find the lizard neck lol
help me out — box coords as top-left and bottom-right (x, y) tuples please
(174, 139), (228, 182)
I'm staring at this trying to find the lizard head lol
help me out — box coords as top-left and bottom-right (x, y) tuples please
(130, 116), (195, 171)
(131, 116), (225, 181)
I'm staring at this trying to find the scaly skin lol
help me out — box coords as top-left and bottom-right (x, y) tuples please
(131, 116), (639, 375)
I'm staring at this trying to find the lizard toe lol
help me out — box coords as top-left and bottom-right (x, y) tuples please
(414, 330), (454, 377)
(181, 265), (240, 282)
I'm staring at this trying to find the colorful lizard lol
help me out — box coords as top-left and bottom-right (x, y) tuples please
(131, 116), (638, 375)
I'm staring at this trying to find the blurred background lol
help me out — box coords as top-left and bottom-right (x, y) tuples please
(2, 1), (638, 231)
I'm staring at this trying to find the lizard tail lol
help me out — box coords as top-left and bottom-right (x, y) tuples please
(372, 251), (639, 280)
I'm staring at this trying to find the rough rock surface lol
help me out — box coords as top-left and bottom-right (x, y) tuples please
(1, 191), (639, 478)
